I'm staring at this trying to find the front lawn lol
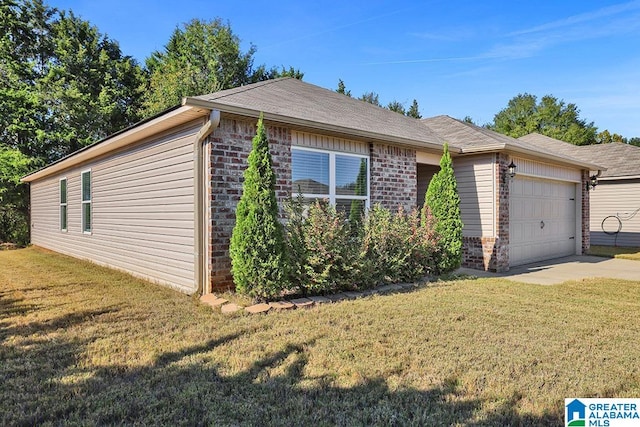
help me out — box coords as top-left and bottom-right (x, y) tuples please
(589, 245), (640, 261)
(2, 247), (639, 425)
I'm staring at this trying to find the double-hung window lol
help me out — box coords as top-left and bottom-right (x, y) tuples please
(59, 178), (67, 231)
(81, 169), (91, 233)
(291, 147), (369, 215)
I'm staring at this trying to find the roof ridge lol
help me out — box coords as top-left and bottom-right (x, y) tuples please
(204, 77), (292, 101)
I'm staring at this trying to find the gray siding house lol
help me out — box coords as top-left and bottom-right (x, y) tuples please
(520, 133), (640, 247)
(23, 78), (603, 295)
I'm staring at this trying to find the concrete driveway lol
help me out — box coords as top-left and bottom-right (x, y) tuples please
(457, 255), (640, 285)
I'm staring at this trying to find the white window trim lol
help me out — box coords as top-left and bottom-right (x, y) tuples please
(59, 177), (67, 232)
(81, 169), (92, 235)
(291, 146), (370, 209)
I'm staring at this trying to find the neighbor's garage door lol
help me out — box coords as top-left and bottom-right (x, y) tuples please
(510, 176), (577, 266)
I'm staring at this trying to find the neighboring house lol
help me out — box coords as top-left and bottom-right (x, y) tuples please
(520, 133), (640, 247)
(22, 78), (603, 295)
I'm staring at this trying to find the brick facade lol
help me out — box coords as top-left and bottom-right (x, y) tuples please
(208, 118), (291, 292)
(461, 153), (510, 272)
(369, 143), (417, 210)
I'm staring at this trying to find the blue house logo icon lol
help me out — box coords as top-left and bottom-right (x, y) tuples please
(566, 399), (586, 426)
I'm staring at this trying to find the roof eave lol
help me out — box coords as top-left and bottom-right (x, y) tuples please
(22, 105), (210, 183)
(183, 97), (457, 153)
(458, 142), (606, 170)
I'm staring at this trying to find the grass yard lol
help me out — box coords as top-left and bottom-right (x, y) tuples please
(589, 245), (640, 261)
(2, 247), (640, 426)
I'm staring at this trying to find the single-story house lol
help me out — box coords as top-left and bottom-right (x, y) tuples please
(22, 78), (603, 295)
(520, 133), (640, 247)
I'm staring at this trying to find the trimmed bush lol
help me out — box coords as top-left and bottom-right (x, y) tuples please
(285, 198), (358, 295)
(360, 205), (438, 286)
(425, 143), (463, 273)
(229, 114), (288, 300)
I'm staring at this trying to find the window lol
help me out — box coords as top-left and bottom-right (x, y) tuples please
(291, 148), (368, 214)
(59, 178), (67, 231)
(81, 170), (91, 233)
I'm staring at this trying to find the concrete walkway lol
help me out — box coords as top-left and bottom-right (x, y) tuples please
(457, 255), (640, 285)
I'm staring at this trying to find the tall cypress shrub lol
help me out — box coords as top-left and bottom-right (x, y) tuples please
(425, 143), (463, 273)
(230, 114), (288, 299)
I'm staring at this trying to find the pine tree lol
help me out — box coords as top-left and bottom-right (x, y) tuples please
(425, 143), (463, 273)
(407, 99), (422, 119)
(229, 114), (288, 299)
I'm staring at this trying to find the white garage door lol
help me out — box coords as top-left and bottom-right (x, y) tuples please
(510, 177), (577, 266)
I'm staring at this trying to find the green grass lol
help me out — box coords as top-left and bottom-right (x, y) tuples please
(589, 245), (640, 261)
(2, 247), (640, 426)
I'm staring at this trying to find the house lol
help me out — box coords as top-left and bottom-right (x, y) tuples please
(520, 133), (640, 247)
(21, 78), (603, 295)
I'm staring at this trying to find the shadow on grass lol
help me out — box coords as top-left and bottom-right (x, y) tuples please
(0, 306), (121, 343)
(0, 290), (40, 318)
(1, 323), (564, 426)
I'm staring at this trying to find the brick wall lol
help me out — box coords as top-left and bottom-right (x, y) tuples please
(208, 118), (291, 292)
(461, 153), (510, 272)
(369, 143), (417, 210)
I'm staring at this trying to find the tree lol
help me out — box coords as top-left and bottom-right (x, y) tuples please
(629, 137), (640, 147)
(229, 114), (288, 299)
(143, 18), (302, 116)
(0, 145), (32, 245)
(336, 79), (351, 97)
(596, 130), (626, 144)
(489, 93), (598, 145)
(386, 100), (406, 115)
(407, 99), (422, 119)
(359, 91), (381, 107)
(425, 143), (462, 273)
(462, 116), (475, 124)
(39, 10), (146, 159)
(0, 1), (145, 162)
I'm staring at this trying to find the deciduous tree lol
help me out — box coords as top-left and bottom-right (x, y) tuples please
(489, 93), (598, 145)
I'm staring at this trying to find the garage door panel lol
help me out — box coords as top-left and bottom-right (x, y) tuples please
(510, 177), (577, 266)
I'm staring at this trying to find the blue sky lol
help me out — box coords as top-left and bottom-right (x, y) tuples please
(53, 0), (640, 137)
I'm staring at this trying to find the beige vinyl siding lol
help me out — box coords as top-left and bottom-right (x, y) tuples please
(453, 154), (495, 237)
(292, 130), (368, 155)
(511, 157), (582, 182)
(30, 121), (200, 294)
(590, 179), (640, 247)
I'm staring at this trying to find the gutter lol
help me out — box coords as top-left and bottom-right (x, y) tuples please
(194, 110), (220, 296)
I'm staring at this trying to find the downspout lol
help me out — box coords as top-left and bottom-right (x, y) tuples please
(194, 110), (220, 295)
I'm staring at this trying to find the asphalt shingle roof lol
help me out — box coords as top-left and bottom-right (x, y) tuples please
(422, 115), (599, 168)
(190, 78), (445, 150)
(519, 133), (639, 178)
